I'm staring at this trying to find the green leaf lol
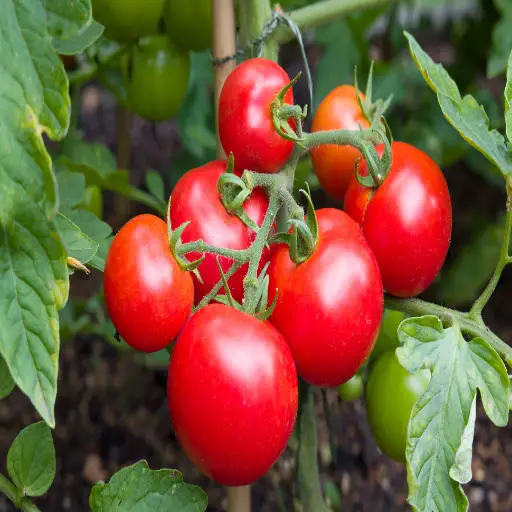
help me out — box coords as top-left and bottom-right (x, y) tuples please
(43, 0), (91, 40)
(178, 52), (216, 161)
(437, 218), (504, 306)
(397, 316), (509, 512)
(64, 209), (113, 272)
(57, 169), (86, 210)
(405, 31), (512, 178)
(7, 422), (56, 497)
(505, 49), (512, 144)
(314, 20), (359, 107)
(145, 171), (165, 203)
(0, 354), (15, 399)
(53, 19), (104, 55)
(487, 0), (512, 78)
(0, 199), (68, 427)
(89, 460), (208, 512)
(55, 213), (99, 265)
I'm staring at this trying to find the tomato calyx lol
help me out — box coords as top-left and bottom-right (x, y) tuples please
(166, 200), (205, 279)
(354, 127), (393, 188)
(217, 154), (260, 233)
(271, 72), (306, 145)
(354, 62), (393, 138)
(270, 187), (319, 264)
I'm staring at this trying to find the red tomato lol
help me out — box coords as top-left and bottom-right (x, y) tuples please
(104, 215), (193, 352)
(268, 209), (383, 387)
(218, 58), (295, 174)
(311, 85), (370, 201)
(344, 141), (452, 297)
(168, 303), (298, 486)
(170, 160), (269, 304)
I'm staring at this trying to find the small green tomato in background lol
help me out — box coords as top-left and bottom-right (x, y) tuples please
(365, 350), (430, 462)
(123, 35), (190, 122)
(338, 373), (363, 402)
(91, 0), (166, 43)
(79, 186), (103, 219)
(370, 308), (405, 362)
(164, 0), (212, 52)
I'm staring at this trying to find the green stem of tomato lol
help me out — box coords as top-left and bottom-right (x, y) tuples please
(384, 295), (512, 368)
(238, 0), (278, 60)
(469, 189), (512, 320)
(176, 241), (249, 263)
(275, 0), (398, 44)
(0, 473), (18, 507)
(296, 382), (330, 512)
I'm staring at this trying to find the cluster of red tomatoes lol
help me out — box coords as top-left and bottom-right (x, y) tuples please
(104, 57), (451, 483)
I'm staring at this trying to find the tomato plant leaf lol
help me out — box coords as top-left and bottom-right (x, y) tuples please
(0, 198), (68, 427)
(43, 0), (91, 40)
(7, 422), (56, 497)
(397, 316), (509, 512)
(145, 171), (165, 203)
(178, 51), (216, 161)
(55, 213), (99, 265)
(487, 0), (512, 78)
(53, 20), (104, 55)
(0, 354), (15, 399)
(64, 209), (113, 272)
(57, 169), (86, 211)
(89, 460), (208, 512)
(405, 32), (512, 178)
(437, 217), (504, 306)
(505, 49), (512, 145)
(449, 397), (476, 485)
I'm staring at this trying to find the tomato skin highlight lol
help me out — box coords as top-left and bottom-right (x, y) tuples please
(268, 209), (383, 387)
(168, 303), (298, 486)
(366, 350), (430, 462)
(104, 215), (193, 353)
(123, 35), (190, 122)
(344, 141), (452, 298)
(219, 58), (295, 174)
(169, 160), (269, 304)
(311, 85), (370, 201)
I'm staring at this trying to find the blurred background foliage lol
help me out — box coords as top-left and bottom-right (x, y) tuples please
(59, 0), (510, 363)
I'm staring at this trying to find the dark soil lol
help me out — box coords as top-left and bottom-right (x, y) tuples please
(2, 65), (512, 512)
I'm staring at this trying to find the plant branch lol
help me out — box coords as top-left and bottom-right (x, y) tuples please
(177, 241), (249, 263)
(275, 0), (397, 44)
(0, 473), (18, 506)
(384, 295), (512, 367)
(0, 473), (40, 511)
(469, 193), (512, 319)
(238, 0), (277, 60)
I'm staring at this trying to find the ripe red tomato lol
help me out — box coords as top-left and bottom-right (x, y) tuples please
(218, 58), (295, 174)
(168, 303), (298, 486)
(344, 141), (452, 297)
(366, 350), (430, 462)
(104, 215), (193, 352)
(268, 208), (383, 387)
(311, 85), (370, 201)
(170, 160), (269, 304)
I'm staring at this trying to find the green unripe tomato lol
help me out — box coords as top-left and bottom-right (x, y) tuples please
(365, 350), (430, 462)
(338, 374), (363, 402)
(79, 186), (103, 219)
(123, 35), (190, 122)
(370, 309), (406, 361)
(164, 0), (212, 52)
(91, 0), (166, 43)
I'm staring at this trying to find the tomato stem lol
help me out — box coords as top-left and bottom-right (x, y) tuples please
(384, 295), (512, 368)
(469, 189), (512, 319)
